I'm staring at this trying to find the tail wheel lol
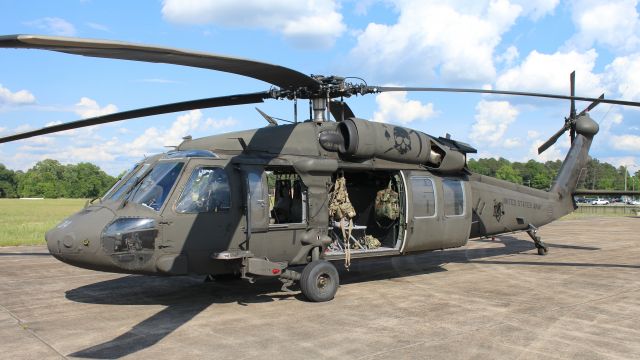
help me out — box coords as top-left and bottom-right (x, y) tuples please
(300, 260), (339, 302)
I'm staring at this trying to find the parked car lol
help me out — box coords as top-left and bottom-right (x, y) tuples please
(592, 198), (610, 205)
(630, 200), (640, 206)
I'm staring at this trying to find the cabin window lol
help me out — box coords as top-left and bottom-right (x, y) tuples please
(443, 179), (464, 216)
(266, 168), (307, 224)
(176, 167), (230, 213)
(411, 176), (436, 218)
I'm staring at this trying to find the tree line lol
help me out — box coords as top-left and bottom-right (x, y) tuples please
(0, 160), (117, 198)
(1, 157), (638, 199)
(468, 158), (640, 191)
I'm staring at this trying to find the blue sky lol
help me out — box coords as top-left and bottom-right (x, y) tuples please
(1, 0), (639, 176)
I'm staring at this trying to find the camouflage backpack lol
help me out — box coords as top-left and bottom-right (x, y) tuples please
(375, 180), (399, 221)
(329, 175), (356, 220)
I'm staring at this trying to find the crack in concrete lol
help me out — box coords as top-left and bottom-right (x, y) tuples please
(0, 303), (67, 359)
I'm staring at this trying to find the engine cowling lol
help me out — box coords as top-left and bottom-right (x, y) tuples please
(319, 118), (468, 173)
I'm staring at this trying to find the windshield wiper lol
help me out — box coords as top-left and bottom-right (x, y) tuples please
(120, 168), (152, 209)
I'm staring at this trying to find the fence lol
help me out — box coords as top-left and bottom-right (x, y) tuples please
(576, 204), (640, 216)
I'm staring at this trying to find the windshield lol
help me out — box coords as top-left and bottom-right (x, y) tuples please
(129, 162), (184, 211)
(102, 163), (139, 200)
(104, 163), (151, 201)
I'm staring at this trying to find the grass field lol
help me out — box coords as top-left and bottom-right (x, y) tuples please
(0, 199), (86, 246)
(0, 199), (636, 247)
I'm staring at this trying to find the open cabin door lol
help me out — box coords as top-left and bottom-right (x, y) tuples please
(403, 171), (471, 252)
(241, 166), (269, 237)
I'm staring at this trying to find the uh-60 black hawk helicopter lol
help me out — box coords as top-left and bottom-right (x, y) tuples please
(2, 35), (640, 302)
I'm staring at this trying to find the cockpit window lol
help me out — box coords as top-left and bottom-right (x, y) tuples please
(129, 162), (184, 211)
(176, 167), (230, 213)
(104, 163), (151, 201)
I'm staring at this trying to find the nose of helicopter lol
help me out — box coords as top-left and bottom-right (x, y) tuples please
(46, 206), (117, 271)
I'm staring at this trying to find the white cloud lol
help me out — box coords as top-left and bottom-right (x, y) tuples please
(604, 53), (640, 101)
(372, 91), (436, 124)
(25, 136), (55, 146)
(14, 124), (33, 133)
(205, 117), (237, 129)
(599, 111), (623, 133)
(496, 49), (603, 95)
(610, 134), (640, 151)
(602, 156), (638, 171)
(45, 121), (63, 127)
(530, 138), (563, 161)
(86, 22), (110, 32)
(161, 0), (346, 49)
(512, 0), (559, 20)
(496, 45), (520, 66)
(469, 100), (518, 144)
(25, 17), (76, 36)
(74, 97), (118, 119)
(123, 110), (237, 156)
(527, 130), (540, 139)
(4, 109), (239, 174)
(0, 84), (36, 105)
(125, 110), (202, 156)
(348, 0), (523, 83)
(503, 137), (521, 148)
(567, 0), (640, 53)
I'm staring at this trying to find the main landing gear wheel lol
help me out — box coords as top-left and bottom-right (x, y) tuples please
(300, 260), (339, 302)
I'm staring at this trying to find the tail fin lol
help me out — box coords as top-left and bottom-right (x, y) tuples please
(549, 114), (599, 213)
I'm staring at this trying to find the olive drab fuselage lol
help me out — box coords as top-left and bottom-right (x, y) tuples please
(45, 115), (599, 277)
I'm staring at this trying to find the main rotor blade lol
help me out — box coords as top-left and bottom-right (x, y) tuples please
(0, 92), (270, 144)
(537, 125), (568, 154)
(0, 34), (320, 90)
(373, 86), (640, 108)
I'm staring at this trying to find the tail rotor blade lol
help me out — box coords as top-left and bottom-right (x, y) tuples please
(578, 94), (604, 117)
(569, 71), (576, 143)
(570, 71), (576, 118)
(538, 125), (568, 154)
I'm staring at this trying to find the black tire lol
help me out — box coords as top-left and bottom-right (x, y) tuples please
(537, 246), (548, 256)
(300, 260), (339, 302)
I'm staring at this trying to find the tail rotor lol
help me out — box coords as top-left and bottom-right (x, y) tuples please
(537, 71), (604, 154)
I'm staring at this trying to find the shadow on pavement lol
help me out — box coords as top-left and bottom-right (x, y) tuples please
(65, 235), (606, 358)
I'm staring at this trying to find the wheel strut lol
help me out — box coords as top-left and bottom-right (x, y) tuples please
(527, 224), (548, 255)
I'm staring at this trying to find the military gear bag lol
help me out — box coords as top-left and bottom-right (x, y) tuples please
(364, 235), (381, 249)
(329, 175), (356, 220)
(375, 180), (399, 221)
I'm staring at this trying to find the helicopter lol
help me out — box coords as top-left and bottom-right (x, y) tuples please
(2, 34), (640, 302)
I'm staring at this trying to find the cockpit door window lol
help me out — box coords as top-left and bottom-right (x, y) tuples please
(175, 167), (230, 213)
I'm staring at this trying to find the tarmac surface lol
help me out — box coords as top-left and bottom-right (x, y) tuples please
(1, 216), (640, 359)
